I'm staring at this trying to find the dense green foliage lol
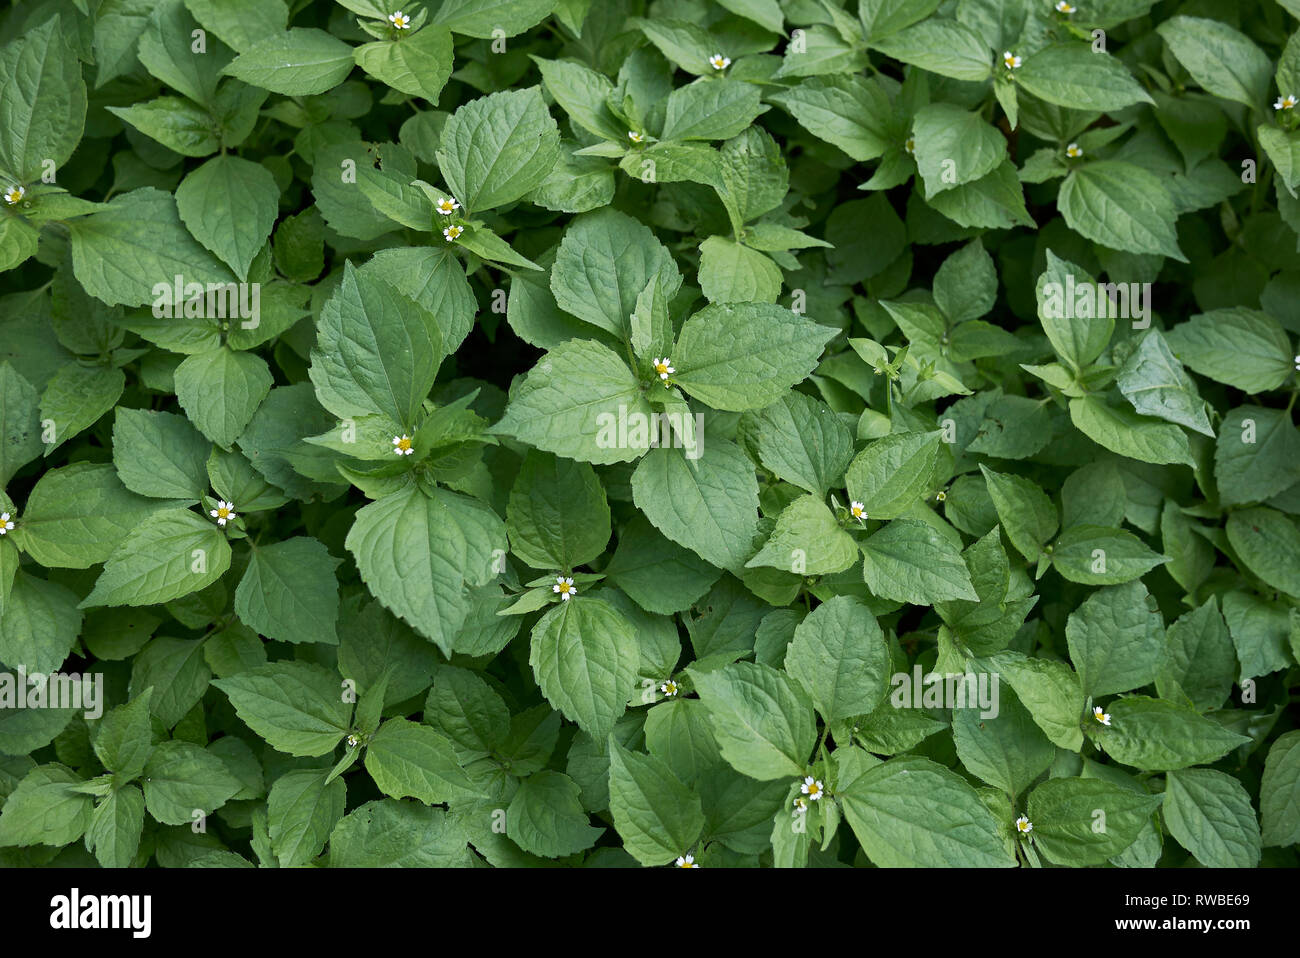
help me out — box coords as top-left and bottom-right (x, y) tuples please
(1, 0), (1299, 869)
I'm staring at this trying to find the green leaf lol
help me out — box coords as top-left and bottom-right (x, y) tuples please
(980, 464), (1058, 561)
(69, 188), (236, 308)
(951, 689), (1055, 800)
(1065, 580), (1164, 696)
(0, 17), (87, 182)
(38, 364), (124, 453)
(1058, 162), (1186, 261)
(698, 237), (783, 305)
(223, 28), (356, 96)
(14, 463), (175, 569)
(0, 572), (82, 675)
(769, 75), (892, 162)
(844, 431), (943, 521)
(506, 451), (611, 571)
(1157, 598), (1236, 712)
(213, 661), (351, 757)
(1216, 406), (1300, 506)
(691, 661), (816, 781)
(1165, 308), (1293, 394)
(436, 86), (559, 212)
(607, 739), (705, 866)
(494, 339), (657, 465)
(528, 597), (639, 739)
(1261, 730), (1300, 848)
(92, 690), (155, 782)
(174, 349), (273, 449)
(0, 764), (93, 848)
(747, 494), (858, 576)
(1051, 524), (1168, 585)
(364, 717), (484, 803)
(910, 103), (1006, 198)
(1034, 250), (1109, 369)
(85, 785), (145, 868)
(236, 537), (341, 645)
(354, 27), (454, 103)
(1090, 696), (1250, 771)
(141, 740), (241, 825)
(112, 408), (210, 500)
(661, 79), (766, 142)
(1026, 777), (1161, 865)
(631, 440), (760, 572)
(0, 363), (42, 486)
(1157, 16), (1271, 109)
(1068, 396), (1195, 467)
(1117, 329), (1214, 436)
(741, 392), (853, 498)
(505, 770), (603, 858)
(870, 20), (992, 83)
(840, 756), (1016, 866)
(862, 519), (978, 604)
(346, 484), (504, 652)
(784, 596), (889, 723)
(175, 156), (280, 282)
(310, 261), (445, 428)
(988, 651), (1085, 751)
(549, 208), (680, 339)
(1164, 768), (1261, 868)
(1226, 507), (1300, 597)
(183, 0), (289, 54)
(1016, 44), (1154, 112)
(81, 509), (232, 608)
(328, 800), (472, 867)
(267, 768), (346, 867)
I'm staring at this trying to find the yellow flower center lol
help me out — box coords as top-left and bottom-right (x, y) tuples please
(217, 507), (230, 518)
(397, 437), (411, 451)
(808, 783), (820, 796)
(559, 581), (571, 594)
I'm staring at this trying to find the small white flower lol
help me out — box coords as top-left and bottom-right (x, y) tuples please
(389, 11), (411, 29)
(935, 490), (947, 502)
(443, 224), (463, 241)
(392, 434), (414, 455)
(346, 734), (360, 748)
(0, 511), (13, 534)
(209, 500), (237, 526)
(709, 53), (731, 71)
(850, 500), (866, 520)
(1094, 706), (1111, 726)
(3, 185), (24, 205)
(1278, 95), (1298, 111)
(674, 854), (698, 867)
(1055, 1), (1075, 13)
(435, 196), (460, 215)
(660, 679), (679, 697)
(793, 796), (809, 814)
(904, 137), (915, 155)
(1016, 815), (1034, 834)
(1294, 354), (1300, 371)
(1066, 142), (1083, 158)
(801, 776), (824, 800)
(553, 576), (576, 600)
(651, 357), (675, 380)
(1003, 50), (1022, 70)
(628, 130), (644, 143)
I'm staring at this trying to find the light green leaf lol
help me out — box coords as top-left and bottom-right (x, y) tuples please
(213, 661), (351, 757)
(691, 661), (816, 781)
(784, 596), (888, 723)
(1164, 768), (1261, 868)
(236, 537), (341, 645)
(862, 519), (978, 604)
(529, 597), (639, 739)
(1058, 161), (1186, 261)
(436, 86), (560, 212)
(607, 738), (705, 866)
(222, 28), (356, 96)
(81, 509), (232, 608)
(1090, 696), (1250, 771)
(364, 717), (484, 803)
(174, 349), (273, 449)
(840, 756), (1016, 866)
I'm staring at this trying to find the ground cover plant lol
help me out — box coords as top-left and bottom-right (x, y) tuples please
(0, 0), (1299, 870)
